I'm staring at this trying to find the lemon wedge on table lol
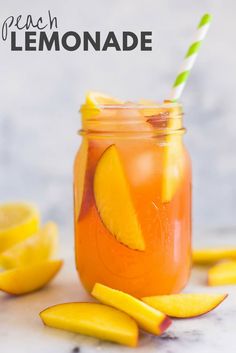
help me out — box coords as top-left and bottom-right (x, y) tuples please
(0, 203), (40, 253)
(0, 259), (63, 295)
(81, 91), (123, 119)
(0, 222), (58, 269)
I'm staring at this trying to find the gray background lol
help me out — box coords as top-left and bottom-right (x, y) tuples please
(0, 0), (236, 242)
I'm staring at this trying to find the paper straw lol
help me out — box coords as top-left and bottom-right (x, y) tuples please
(169, 13), (212, 101)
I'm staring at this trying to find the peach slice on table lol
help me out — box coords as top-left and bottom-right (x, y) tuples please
(0, 260), (62, 295)
(208, 261), (236, 286)
(40, 302), (138, 347)
(193, 248), (236, 265)
(142, 293), (228, 318)
(0, 222), (58, 269)
(94, 145), (145, 251)
(92, 283), (171, 335)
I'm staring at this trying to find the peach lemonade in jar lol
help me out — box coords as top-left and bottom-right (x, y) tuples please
(74, 92), (191, 297)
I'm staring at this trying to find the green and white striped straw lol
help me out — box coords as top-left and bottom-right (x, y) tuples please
(169, 13), (212, 101)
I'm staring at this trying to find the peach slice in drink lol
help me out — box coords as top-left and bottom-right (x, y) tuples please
(74, 138), (89, 220)
(74, 138), (108, 220)
(40, 302), (138, 347)
(162, 103), (184, 202)
(93, 145), (145, 251)
(92, 283), (171, 335)
(142, 293), (228, 318)
(139, 99), (167, 127)
(139, 101), (184, 202)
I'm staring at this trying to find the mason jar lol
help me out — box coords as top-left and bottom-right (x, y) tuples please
(74, 102), (191, 297)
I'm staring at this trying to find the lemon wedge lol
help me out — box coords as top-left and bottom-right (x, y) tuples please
(0, 222), (58, 269)
(86, 91), (123, 106)
(82, 91), (123, 119)
(0, 260), (63, 295)
(0, 203), (40, 252)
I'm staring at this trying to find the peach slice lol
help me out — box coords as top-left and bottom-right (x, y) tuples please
(162, 107), (184, 203)
(208, 261), (236, 286)
(193, 248), (236, 265)
(0, 260), (62, 295)
(142, 293), (227, 318)
(139, 100), (185, 203)
(94, 145), (145, 251)
(92, 283), (171, 335)
(74, 138), (89, 220)
(40, 302), (138, 347)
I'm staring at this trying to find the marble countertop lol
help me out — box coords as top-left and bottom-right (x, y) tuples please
(1, 230), (236, 353)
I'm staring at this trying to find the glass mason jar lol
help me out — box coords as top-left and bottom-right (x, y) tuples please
(74, 102), (192, 297)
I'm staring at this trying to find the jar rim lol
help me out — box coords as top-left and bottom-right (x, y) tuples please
(79, 101), (184, 137)
(80, 101), (183, 112)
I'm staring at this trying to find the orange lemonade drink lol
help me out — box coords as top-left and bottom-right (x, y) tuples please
(74, 93), (191, 297)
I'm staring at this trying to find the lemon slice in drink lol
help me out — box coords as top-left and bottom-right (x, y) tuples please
(81, 91), (123, 119)
(0, 203), (40, 253)
(0, 222), (58, 269)
(86, 91), (123, 106)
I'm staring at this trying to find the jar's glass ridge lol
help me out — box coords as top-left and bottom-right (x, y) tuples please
(80, 102), (185, 136)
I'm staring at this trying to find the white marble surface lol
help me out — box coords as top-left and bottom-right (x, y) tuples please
(1, 230), (236, 353)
